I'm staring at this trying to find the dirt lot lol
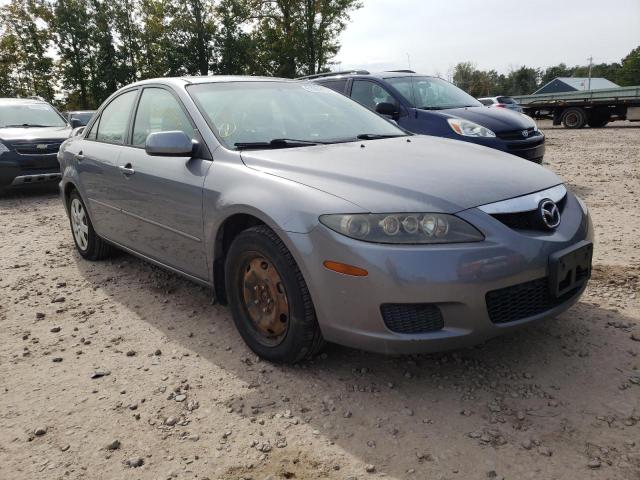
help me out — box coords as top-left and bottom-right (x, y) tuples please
(1, 121), (639, 480)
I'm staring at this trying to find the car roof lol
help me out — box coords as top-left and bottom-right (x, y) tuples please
(0, 98), (51, 106)
(310, 71), (440, 81)
(126, 75), (295, 89)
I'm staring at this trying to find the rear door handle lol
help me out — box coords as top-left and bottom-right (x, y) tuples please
(118, 164), (135, 176)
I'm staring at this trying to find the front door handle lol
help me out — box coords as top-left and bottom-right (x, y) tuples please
(75, 151), (84, 162)
(118, 163), (135, 176)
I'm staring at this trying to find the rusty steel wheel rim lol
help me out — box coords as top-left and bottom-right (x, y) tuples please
(241, 255), (289, 346)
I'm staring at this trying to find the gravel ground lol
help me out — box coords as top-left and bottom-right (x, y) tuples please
(1, 121), (639, 480)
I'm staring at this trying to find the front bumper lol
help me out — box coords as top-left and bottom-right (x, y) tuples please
(0, 150), (61, 188)
(286, 192), (592, 354)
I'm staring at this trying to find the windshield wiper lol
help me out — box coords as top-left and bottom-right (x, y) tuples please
(1, 123), (55, 128)
(356, 133), (407, 140)
(235, 138), (321, 150)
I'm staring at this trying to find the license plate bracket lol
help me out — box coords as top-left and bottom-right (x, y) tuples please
(549, 240), (593, 298)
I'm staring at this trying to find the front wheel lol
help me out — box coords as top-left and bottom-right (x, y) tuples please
(224, 225), (324, 363)
(68, 190), (112, 260)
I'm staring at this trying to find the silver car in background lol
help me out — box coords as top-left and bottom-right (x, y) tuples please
(478, 96), (524, 113)
(58, 77), (593, 363)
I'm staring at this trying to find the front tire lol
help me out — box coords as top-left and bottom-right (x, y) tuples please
(224, 225), (324, 363)
(68, 190), (112, 260)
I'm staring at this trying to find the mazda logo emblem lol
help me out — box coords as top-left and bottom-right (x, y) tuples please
(522, 129), (529, 138)
(538, 199), (561, 230)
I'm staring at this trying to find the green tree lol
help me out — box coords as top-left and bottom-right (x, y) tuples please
(211, 0), (255, 74)
(88, 0), (121, 105)
(53, 0), (93, 108)
(618, 46), (640, 86)
(0, 0), (55, 100)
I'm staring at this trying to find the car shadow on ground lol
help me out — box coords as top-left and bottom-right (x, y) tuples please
(0, 183), (59, 200)
(73, 250), (639, 478)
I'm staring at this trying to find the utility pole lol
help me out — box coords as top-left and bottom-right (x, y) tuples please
(587, 56), (593, 90)
(406, 53), (411, 70)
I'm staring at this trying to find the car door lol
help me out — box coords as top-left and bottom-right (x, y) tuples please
(73, 89), (139, 244)
(115, 86), (211, 280)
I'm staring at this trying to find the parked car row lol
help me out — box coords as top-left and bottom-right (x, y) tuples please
(55, 76), (592, 363)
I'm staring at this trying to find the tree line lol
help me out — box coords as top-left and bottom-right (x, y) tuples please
(452, 46), (640, 97)
(0, 0), (361, 109)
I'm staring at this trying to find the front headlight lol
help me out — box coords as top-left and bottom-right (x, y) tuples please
(447, 118), (495, 138)
(319, 213), (484, 244)
(0, 142), (9, 156)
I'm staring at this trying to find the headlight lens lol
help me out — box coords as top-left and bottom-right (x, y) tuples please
(447, 118), (496, 138)
(319, 213), (484, 244)
(0, 142), (9, 156)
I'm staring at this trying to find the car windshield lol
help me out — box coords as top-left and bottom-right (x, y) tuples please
(386, 76), (482, 110)
(0, 103), (67, 128)
(187, 81), (406, 149)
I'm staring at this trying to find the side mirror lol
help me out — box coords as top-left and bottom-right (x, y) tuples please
(376, 102), (400, 119)
(72, 126), (85, 137)
(70, 117), (82, 129)
(145, 131), (195, 156)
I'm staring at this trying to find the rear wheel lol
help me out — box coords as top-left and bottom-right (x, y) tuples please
(68, 190), (112, 260)
(561, 107), (587, 129)
(224, 225), (324, 363)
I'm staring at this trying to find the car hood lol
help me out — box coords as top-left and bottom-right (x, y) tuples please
(240, 135), (561, 213)
(0, 125), (72, 142)
(422, 106), (534, 133)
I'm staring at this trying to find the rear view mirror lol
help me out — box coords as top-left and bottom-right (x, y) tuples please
(376, 102), (400, 119)
(145, 131), (195, 156)
(70, 117), (82, 128)
(72, 126), (85, 137)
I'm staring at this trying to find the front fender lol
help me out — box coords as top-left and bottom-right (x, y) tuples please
(202, 158), (363, 288)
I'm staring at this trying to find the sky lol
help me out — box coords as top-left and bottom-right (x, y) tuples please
(334, 0), (640, 78)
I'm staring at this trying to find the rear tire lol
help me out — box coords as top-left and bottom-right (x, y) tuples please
(224, 225), (324, 363)
(561, 107), (587, 129)
(68, 190), (112, 260)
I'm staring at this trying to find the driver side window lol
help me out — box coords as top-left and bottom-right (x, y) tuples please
(350, 80), (397, 111)
(132, 88), (194, 147)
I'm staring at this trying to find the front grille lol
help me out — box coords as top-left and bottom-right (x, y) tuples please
(496, 127), (540, 141)
(381, 303), (444, 334)
(491, 195), (567, 231)
(11, 141), (62, 155)
(486, 276), (580, 324)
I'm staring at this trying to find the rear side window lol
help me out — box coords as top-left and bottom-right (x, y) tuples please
(317, 79), (347, 94)
(479, 99), (494, 106)
(350, 80), (397, 110)
(95, 90), (137, 144)
(132, 88), (194, 147)
(497, 96), (516, 104)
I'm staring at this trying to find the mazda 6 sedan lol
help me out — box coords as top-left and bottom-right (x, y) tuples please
(58, 76), (593, 363)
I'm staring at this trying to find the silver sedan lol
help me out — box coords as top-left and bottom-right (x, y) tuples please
(58, 77), (593, 362)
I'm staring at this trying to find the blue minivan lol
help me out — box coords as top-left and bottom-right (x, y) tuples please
(305, 71), (545, 163)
